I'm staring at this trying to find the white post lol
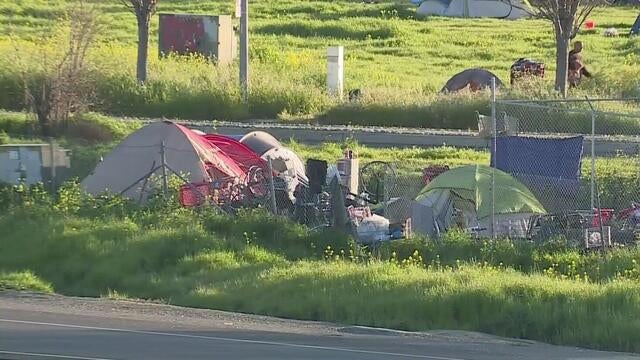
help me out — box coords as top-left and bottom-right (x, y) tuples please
(491, 77), (497, 240)
(327, 46), (344, 99)
(239, 0), (249, 103)
(235, 0), (241, 18)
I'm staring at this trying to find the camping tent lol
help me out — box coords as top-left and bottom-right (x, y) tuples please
(441, 68), (504, 93)
(414, 164), (546, 238)
(81, 121), (246, 202)
(413, 0), (531, 19)
(239, 131), (308, 203)
(240, 131), (308, 184)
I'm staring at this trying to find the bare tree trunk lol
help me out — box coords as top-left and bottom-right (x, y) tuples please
(555, 34), (570, 98)
(136, 17), (150, 83)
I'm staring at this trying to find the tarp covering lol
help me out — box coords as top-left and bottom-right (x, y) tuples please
(490, 136), (585, 212)
(176, 124), (246, 180)
(414, 0), (532, 19)
(202, 134), (267, 173)
(417, 164), (546, 219)
(490, 136), (584, 180)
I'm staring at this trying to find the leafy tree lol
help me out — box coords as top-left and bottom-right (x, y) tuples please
(518, 0), (611, 97)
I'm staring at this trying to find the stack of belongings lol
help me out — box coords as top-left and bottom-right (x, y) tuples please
(239, 131), (308, 208)
(347, 206), (391, 244)
(510, 58), (545, 85)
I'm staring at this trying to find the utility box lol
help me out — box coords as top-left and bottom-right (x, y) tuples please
(159, 14), (237, 65)
(0, 144), (71, 187)
(336, 150), (358, 195)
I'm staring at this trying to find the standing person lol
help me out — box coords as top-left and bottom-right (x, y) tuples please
(568, 41), (592, 87)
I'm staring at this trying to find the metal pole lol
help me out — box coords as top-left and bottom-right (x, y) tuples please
(239, 0), (249, 103)
(586, 96), (596, 210)
(491, 77), (497, 240)
(591, 112), (596, 210)
(160, 141), (168, 197)
(49, 137), (56, 192)
(267, 158), (277, 214)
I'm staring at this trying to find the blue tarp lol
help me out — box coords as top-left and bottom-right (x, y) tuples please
(490, 136), (584, 180)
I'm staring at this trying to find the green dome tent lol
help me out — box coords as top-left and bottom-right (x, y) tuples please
(415, 164), (545, 238)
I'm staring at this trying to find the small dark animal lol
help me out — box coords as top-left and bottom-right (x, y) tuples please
(349, 88), (362, 102)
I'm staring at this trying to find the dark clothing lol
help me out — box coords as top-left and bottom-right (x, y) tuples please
(569, 49), (591, 78)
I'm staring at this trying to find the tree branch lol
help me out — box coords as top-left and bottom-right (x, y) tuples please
(118, 0), (137, 15)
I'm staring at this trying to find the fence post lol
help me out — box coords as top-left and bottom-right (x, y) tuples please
(491, 77), (497, 240)
(160, 141), (168, 197)
(267, 158), (278, 214)
(585, 96), (596, 210)
(590, 109), (596, 210)
(49, 137), (56, 192)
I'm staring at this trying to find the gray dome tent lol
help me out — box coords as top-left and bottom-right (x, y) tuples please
(441, 68), (504, 93)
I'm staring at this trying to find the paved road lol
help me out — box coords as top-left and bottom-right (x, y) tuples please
(1, 292), (639, 360)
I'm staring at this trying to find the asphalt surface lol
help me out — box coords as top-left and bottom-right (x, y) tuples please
(1, 291), (639, 360)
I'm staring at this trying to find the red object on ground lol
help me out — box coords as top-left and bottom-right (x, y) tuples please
(179, 182), (211, 207)
(584, 19), (596, 30)
(592, 208), (614, 227)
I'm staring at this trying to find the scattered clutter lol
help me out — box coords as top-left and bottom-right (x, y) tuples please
(79, 120), (638, 250)
(510, 58), (545, 85)
(80, 121), (413, 245)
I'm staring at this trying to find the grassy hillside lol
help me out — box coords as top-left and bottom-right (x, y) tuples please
(0, 1), (636, 90)
(0, 1), (639, 125)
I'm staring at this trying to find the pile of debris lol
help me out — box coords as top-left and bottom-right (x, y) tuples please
(80, 121), (411, 244)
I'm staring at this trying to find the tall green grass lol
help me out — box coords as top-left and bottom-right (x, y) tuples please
(0, 270), (53, 293)
(0, 1), (639, 127)
(3, 187), (640, 352)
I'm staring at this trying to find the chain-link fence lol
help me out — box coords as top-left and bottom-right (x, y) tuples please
(176, 95), (640, 247)
(490, 97), (640, 247)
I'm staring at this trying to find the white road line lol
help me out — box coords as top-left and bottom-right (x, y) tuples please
(0, 318), (464, 360)
(0, 350), (116, 360)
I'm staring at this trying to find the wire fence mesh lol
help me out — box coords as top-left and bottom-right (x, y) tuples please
(492, 98), (640, 247)
(175, 96), (640, 248)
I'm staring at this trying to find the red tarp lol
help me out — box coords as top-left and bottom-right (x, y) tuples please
(175, 124), (247, 180)
(202, 134), (267, 173)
